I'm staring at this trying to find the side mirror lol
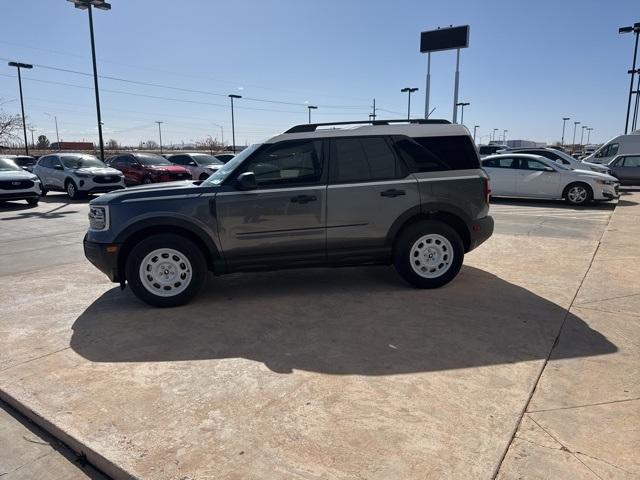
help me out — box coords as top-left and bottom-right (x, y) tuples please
(543, 166), (555, 172)
(237, 171), (257, 190)
(189, 161), (198, 166)
(54, 164), (64, 170)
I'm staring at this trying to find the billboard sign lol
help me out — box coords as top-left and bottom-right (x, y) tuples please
(420, 25), (469, 53)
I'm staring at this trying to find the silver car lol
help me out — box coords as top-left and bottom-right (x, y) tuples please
(166, 153), (224, 180)
(0, 157), (41, 205)
(33, 153), (125, 199)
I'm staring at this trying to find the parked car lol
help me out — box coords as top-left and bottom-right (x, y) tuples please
(509, 147), (610, 174)
(166, 153), (224, 180)
(0, 155), (37, 172)
(106, 153), (192, 186)
(0, 157), (41, 205)
(33, 153), (125, 199)
(607, 154), (640, 185)
(583, 133), (640, 164)
(478, 145), (507, 158)
(84, 119), (494, 307)
(481, 154), (619, 205)
(214, 153), (235, 163)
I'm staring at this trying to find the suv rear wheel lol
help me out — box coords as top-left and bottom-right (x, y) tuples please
(125, 234), (207, 307)
(393, 220), (464, 289)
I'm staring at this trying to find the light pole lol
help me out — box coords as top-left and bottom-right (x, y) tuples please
(561, 117), (570, 146)
(401, 87), (419, 119)
(29, 127), (35, 148)
(580, 125), (588, 148)
(619, 23), (640, 134)
(492, 128), (498, 142)
(212, 123), (224, 149)
(228, 94), (242, 152)
(44, 112), (60, 148)
(67, 0), (111, 160)
(572, 121), (580, 152)
(7, 61), (33, 155)
(155, 121), (164, 154)
(503, 129), (508, 144)
(587, 127), (594, 144)
(456, 102), (470, 124)
(473, 125), (479, 143)
(307, 105), (318, 124)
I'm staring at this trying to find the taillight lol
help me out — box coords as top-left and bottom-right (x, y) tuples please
(483, 177), (491, 204)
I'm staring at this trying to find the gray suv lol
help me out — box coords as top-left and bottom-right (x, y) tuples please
(84, 120), (494, 307)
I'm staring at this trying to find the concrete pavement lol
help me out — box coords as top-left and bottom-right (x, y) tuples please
(0, 192), (636, 479)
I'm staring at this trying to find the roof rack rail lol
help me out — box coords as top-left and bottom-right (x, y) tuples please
(284, 118), (451, 134)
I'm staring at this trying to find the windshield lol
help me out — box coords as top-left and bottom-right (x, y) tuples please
(191, 154), (223, 166)
(61, 155), (105, 169)
(136, 154), (172, 166)
(202, 144), (261, 186)
(0, 158), (22, 171)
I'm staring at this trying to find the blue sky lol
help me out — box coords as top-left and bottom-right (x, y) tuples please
(0, 0), (638, 147)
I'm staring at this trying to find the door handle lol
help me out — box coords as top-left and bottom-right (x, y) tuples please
(380, 189), (406, 198)
(290, 194), (317, 204)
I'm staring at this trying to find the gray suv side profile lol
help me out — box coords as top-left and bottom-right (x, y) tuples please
(84, 120), (494, 307)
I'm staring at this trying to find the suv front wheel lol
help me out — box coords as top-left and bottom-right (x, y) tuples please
(394, 220), (464, 289)
(125, 234), (207, 307)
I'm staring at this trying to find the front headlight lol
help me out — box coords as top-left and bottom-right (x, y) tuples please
(595, 180), (613, 185)
(75, 172), (92, 178)
(88, 205), (109, 231)
(30, 176), (40, 182)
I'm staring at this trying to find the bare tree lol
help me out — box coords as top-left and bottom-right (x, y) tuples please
(36, 135), (50, 149)
(195, 136), (221, 154)
(0, 99), (22, 146)
(107, 138), (119, 150)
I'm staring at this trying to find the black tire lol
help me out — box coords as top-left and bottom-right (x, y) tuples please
(563, 182), (593, 206)
(393, 220), (464, 289)
(27, 197), (39, 206)
(142, 176), (153, 185)
(125, 233), (207, 307)
(65, 179), (79, 199)
(40, 188), (48, 197)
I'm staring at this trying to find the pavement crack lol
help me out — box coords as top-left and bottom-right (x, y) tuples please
(0, 346), (71, 374)
(513, 435), (563, 452)
(528, 396), (640, 414)
(575, 291), (640, 306)
(527, 417), (605, 480)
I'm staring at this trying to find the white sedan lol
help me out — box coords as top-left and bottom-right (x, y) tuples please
(482, 154), (619, 205)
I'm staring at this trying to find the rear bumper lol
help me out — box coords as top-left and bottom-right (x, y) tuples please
(84, 236), (120, 282)
(468, 215), (494, 252)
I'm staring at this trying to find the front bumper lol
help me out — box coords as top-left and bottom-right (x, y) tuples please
(0, 189), (40, 201)
(84, 236), (121, 282)
(468, 215), (494, 252)
(596, 184), (620, 201)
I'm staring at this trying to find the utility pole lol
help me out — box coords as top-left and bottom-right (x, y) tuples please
(371, 98), (377, 121)
(473, 125), (479, 143)
(619, 22), (640, 134)
(307, 105), (318, 124)
(228, 94), (242, 152)
(155, 121), (164, 154)
(572, 121), (580, 152)
(456, 102), (469, 124)
(7, 61), (33, 155)
(29, 127), (35, 148)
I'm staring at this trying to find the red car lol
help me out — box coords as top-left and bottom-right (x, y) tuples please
(106, 153), (192, 186)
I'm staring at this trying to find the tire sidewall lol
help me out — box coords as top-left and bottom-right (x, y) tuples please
(394, 220), (464, 289)
(126, 234), (207, 307)
(66, 180), (78, 199)
(142, 176), (153, 185)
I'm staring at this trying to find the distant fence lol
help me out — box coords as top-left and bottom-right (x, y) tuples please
(0, 148), (232, 158)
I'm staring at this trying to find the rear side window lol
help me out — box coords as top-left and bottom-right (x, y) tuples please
(330, 137), (402, 182)
(393, 137), (447, 172)
(623, 155), (640, 167)
(482, 157), (518, 168)
(415, 135), (479, 170)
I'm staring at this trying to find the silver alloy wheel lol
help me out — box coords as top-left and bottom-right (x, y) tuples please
(67, 182), (76, 197)
(139, 248), (192, 297)
(409, 234), (454, 279)
(567, 185), (588, 204)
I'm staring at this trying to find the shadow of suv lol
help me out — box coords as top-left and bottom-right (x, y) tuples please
(84, 119), (494, 307)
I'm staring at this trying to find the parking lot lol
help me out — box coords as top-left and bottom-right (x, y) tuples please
(1, 191), (638, 479)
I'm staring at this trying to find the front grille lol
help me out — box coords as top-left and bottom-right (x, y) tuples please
(93, 175), (120, 184)
(0, 180), (34, 190)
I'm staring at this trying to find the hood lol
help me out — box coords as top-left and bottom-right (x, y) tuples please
(90, 180), (202, 205)
(0, 169), (38, 181)
(578, 161), (609, 171)
(74, 167), (123, 176)
(571, 169), (618, 182)
(146, 165), (189, 173)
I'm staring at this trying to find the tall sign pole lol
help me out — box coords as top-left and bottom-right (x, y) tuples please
(420, 25), (470, 123)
